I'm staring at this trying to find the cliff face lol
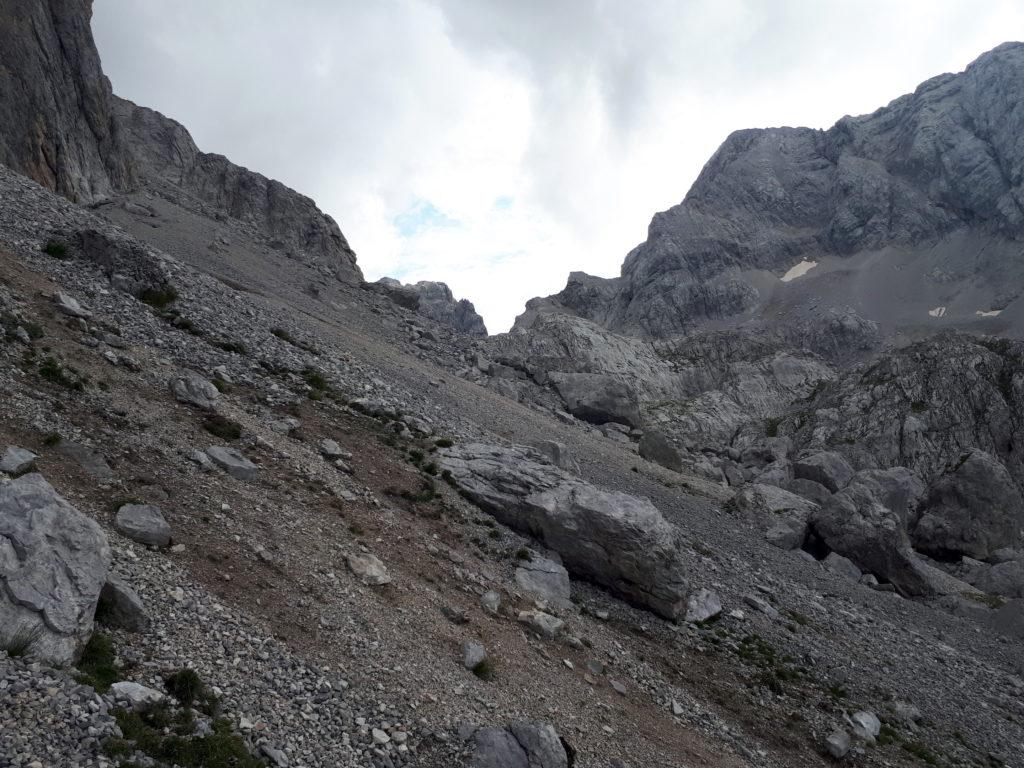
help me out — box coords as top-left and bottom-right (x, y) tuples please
(517, 42), (1024, 340)
(0, 0), (133, 202)
(0, 0), (361, 283)
(372, 278), (488, 336)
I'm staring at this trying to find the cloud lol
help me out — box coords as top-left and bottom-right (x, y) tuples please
(92, 0), (1024, 332)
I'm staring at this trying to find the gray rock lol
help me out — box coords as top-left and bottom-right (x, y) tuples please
(515, 555), (571, 608)
(638, 430), (682, 472)
(825, 730), (851, 759)
(533, 440), (577, 472)
(732, 483), (816, 550)
(114, 504), (171, 548)
(470, 723), (568, 768)
(372, 278), (487, 336)
(549, 373), (641, 428)
(684, 588), (722, 623)
(462, 641), (487, 670)
(0, 446), (37, 475)
(787, 478), (832, 505)
(318, 439), (346, 458)
(912, 449), (1024, 561)
(0, 473), (111, 666)
(850, 711), (881, 743)
(97, 574), (149, 632)
(441, 443), (688, 620)
(109, 681), (164, 709)
(517, 610), (564, 639)
(53, 440), (115, 481)
(206, 446), (259, 481)
(972, 560), (1024, 598)
(53, 291), (91, 319)
(793, 452), (854, 493)
(824, 553), (862, 582)
(169, 374), (220, 411)
(346, 552), (392, 586)
(480, 590), (502, 615)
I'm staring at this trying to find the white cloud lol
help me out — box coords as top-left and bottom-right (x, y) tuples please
(92, 0), (1024, 332)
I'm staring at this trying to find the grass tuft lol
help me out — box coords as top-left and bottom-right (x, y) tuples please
(74, 632), (120, 692)
(1, 624), (42, 658)
(203, 415), (242, 441)
(139, 286), (179, 309)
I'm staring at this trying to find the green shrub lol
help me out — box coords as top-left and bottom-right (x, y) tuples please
(42, 239), (69, 259)
(471, 658), (496, 681)
(74, 632), (120, 692)
(203, 415), (242, 441)
(435, 438), (454, 448)
(164, 668), (218, 715)
(214, 339), (247, 355)
(139, 286), (179, 309)
(38, 356), (83, 390)
(302, 367), (328, 392)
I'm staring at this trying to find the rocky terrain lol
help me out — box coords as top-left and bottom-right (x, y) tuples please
(1, 3), (1024, 768)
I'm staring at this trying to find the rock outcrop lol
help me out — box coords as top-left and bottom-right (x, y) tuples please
(370, 278), (487, 336)
(440, 443), (688, 619)
(0, 474), (111, 665)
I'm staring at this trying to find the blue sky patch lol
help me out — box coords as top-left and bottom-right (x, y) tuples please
(393, 199), (460, 237)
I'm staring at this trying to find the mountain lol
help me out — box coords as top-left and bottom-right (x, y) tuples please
(516, 42), (1024, 343)
(0, 4), (1023, 767)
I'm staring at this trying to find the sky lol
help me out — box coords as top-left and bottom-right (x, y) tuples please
(92, 1), (1024, 333)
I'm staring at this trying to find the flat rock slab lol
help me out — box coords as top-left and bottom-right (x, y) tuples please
(515, 555), (571, 608)
(441, 443), (688, 620)
(54, 440), (114, 481)
(0, 473), (111, 666)
(114, 504), (171, 548)
(206, 445), (259, 481)
(0, 446), (37, 475)
(169, 373), (219, 411)
(470, 724), (569, 768)
(98, 574), (149, 632)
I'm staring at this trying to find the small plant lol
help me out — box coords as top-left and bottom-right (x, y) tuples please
(38, 356), (83, 390)
(764, 416), (782, 438)
(514, 547), (531, 562)
(42, 432), (62, 447)
(165, 668), (219, 715)
(471, 658), (496, 681)
(203, 415), (242, 441)
(422, 461), (438, 476)
(74, 632), (120, 692)
(42, 239), (69, 259)
(139, 285), (179, 309)
(302, 367), (329, 393)
(902, 740), (939, 765)
(408, 449), (424, 465)
(23, 322), (44, 340)
(2, 624), (42, 658)
(435, 438), (454, 448)
(213, 339), (247, 355)
(877, 724), (899, 746)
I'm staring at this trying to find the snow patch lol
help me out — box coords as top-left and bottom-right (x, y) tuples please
(929, 307), (947, 318)
(780, 260), (818, 282)
(976, 309), (1002, 317)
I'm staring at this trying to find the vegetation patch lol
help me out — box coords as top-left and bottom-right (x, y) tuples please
(1, 625), (42, 658)
(165, 668), (219, 716)
(74, 632), (121, 692)
(42, 239), (70, 259)
(203, 415), (242, 441)
(213, 339), (247, 355)
(139, 286), (179, 309)
(38, 356), (84, 390)
(471, 658), (496, 681)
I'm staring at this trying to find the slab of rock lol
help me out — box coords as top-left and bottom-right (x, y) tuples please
(824, 552), (862, 582)
(0, 473), (111, 665)
(169, 373), (220, 411)
(912, 449), (1024, 560)
(793, 451), (854, 493)
(533, 440), (577, 472)
(115, 504), (171, 547)
(825, 730), (851, 758)
(98, 574), (149, 632)
(732, 483), (816, 550)
(684, 588), (722, 623)
(517, 610), (564, 639)
(470, 723), (569, 768)
(441, 443), (687, 619)
(110, 681), (164, 710)
(347, 552), (392, 586)
(462, 641), (487, 670)
(549, 373), (641, 428)
(206, 446), (259, 481)
(319, 439), (346, 458)
(53, 291), (91, 319)
(0, 446), (37, 475)
(638, 430), (682, 472)
(515, 555), (571, 608)
(54, 440), (114, 481)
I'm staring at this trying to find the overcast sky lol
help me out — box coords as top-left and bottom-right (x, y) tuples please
(92, 1), (1024, 333)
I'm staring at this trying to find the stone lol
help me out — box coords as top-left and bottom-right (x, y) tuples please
(684, 588), (722, 623)
(793, 452), (854, 493)
(517, 610), (564, 639)
(372, 278), (487, 336)
(114, 504), (171, 548)
(440, 444), (688, 620)
(346, 552), (392, 586)
(53, 291), (91, 319)
(825, 730), (851, 759)
(0, 446), (37, 475)
(169, 373), (220, 411)
(515, 555), (571, 608)
(824, 552), (862, 582)
(372, 728), (390, 745)
(638, 430), (682, 472)
(0, 473), (111, 666)
(549, 373), (641, 428)
(462, 641), (487, 670)
(732, 483), (816, 550)
(912, 449), (1024, 561)
(109, 681), (164, 709)
(850, 711), (881, 742)
(318, 439), (346, 458)
(533, 440), (577, 471)
(97, 574), (149, 632)
(470, 724), (569, 768)
(480, 590), (501, 615)
(54, 440), (115, 481)
(206, 446), (259, 481)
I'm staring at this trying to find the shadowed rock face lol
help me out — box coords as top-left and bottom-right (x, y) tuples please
(0, 0), (133, 202)
(516, 42), (1024, 339)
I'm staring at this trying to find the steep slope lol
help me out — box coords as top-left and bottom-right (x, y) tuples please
(517, 42), (1024, 341)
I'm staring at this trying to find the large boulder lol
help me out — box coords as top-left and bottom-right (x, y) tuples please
(549, 373), (641, 428)
(169, 374), (219, 412)
(912, 450), (1024, 560)
(732, 483), (817, 550)
(114, 504), (171, 548)
(810, 468), (961, 597)
(638, 430), (682, 472)
(515, 554), (571, 608)
(470, 723), (569, 768)
(440, 443), (686, 619)
(0, 474), (111, 665)
(793, 451), (855, 493)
